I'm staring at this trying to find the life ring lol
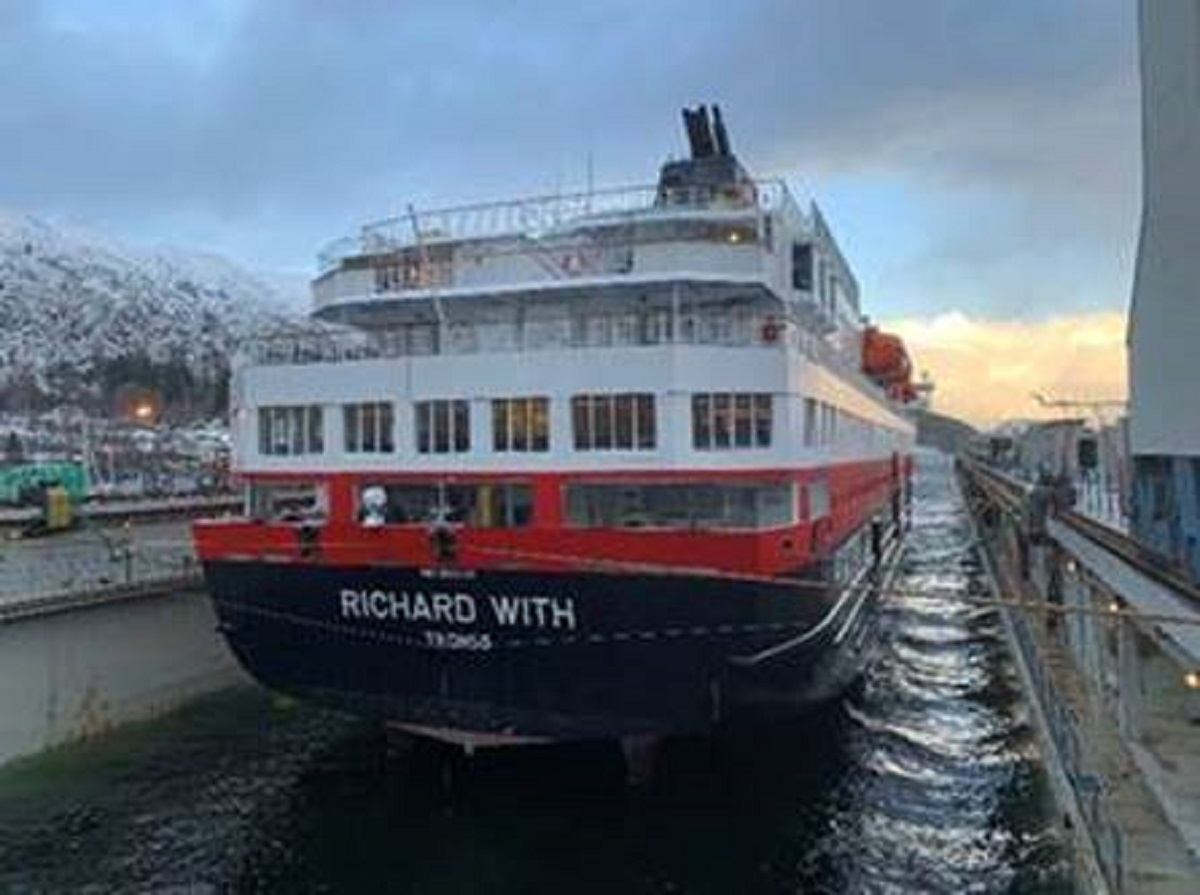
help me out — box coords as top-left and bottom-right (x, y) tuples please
(761, 320), (781, 344)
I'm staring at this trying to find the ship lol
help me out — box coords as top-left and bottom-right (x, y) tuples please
(193, 105), (918, 751)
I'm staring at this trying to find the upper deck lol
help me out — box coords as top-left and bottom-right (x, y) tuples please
(311, 177), (862, 339)
(316, 179), (792, 275)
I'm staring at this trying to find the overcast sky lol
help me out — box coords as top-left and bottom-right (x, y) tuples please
(0, 0), (1142, 422)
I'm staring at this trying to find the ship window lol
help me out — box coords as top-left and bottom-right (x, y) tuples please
(248, 482), (327, 522)
(792, 243), (813, 291)
(344, 402), (395, 453)
(722, 224), (757, 245)
(692, 393), (772, 450)
(808, 480), (830, 520)
(699, 310), (734, 344)
(452, 401), (470, 452)
(733, 395), (753, 447)
(754, 395), (772, 446)
(445, 482), (534, 528)
(615, 394), (634, 446)
(635, 394), (656, 449)
(806, 400), (840, 448)
(258, 405), (324, 456)
(416, 400), (470, 454)
(613, 313), (640, 346)
(375, 263), (402, 293)
(363, 482), (533, 527)
(374, 248), (453, 292)
(593, 396), (614, 448)
(712, 394), (731, 447)
(571, 393), (656, 451)
(565, 482), (794, 530)
(692, 395), (712, 449)
(644, 309), (673, 344)
(492, 397), (550, 452)
(370, 483), (439, 523)
(579, 314), (612, 347)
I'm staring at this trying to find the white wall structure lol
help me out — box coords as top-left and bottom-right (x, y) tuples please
(236, 343), (912, 478)
(0, 589), (248, 767)
(1128, 0), (1200, 456)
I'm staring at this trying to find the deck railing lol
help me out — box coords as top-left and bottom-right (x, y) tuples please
(316, 179), (801, 273)
(235, 316), (892, 415)
(239, 314), (785, 367)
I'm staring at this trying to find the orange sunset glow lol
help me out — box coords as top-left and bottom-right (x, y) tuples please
(887, 311), (1128, 428)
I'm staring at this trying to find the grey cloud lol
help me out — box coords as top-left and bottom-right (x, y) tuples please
(0, 0), (1138, 296)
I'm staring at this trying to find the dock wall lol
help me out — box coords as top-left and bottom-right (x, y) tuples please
(0, 580), (248, 768)
(959, 459), (1200, 893)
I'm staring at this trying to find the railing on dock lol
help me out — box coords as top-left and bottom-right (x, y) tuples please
(962, 457), (1200, 607)
(0, 495), (237, 616)
(0, 494), (240, 532)
(0, 529), (202, 611)
(959, 455), (1200, 890)
(1001, 571), (1127, 891)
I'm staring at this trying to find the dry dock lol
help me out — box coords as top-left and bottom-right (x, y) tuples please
(0, 451), (1074, 893)
(959, 457), (1200, 893)
(0, 517), (246, 767)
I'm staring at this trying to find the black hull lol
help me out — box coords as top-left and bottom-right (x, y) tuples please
(203, 540), (901, 741)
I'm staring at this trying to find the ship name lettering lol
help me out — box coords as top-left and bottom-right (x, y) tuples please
(488, 595), (576, 630)
(340, 588), (477, 625)
(339, 588), (575, 630)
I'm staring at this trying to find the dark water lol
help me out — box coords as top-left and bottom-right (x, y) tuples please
(0, 452), (1072, 893)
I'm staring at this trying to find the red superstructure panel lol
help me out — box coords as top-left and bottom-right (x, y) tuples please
(194, 458), (902, 582)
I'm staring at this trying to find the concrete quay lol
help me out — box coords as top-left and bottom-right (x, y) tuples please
(0, 519), (246, 768)
(0, 494), (241, 533)
(960, 458), (1200, 893)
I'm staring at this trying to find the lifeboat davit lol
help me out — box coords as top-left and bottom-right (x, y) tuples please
(862, 326), (917, 402)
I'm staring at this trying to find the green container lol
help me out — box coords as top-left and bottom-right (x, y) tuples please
(0, 462), (89, 506)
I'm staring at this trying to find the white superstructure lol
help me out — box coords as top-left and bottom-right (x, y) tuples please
(234, 178), (913, 478)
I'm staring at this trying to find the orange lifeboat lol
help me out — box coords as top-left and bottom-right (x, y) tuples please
(862, 326), (916, 402)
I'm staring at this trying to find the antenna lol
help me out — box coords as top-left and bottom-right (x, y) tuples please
(408, 203), (445, 327)
(586, 151), (594, 212)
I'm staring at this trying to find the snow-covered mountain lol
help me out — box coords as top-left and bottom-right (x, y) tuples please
(0, 210), (304, 414)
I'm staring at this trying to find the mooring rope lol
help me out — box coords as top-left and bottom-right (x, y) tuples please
(6, 527), (1200, 629)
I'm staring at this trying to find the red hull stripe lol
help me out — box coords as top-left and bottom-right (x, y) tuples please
(195, 457), (909, 578)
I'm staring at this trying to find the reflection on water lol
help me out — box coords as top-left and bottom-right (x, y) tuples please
(0, 451), (1072, 893)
